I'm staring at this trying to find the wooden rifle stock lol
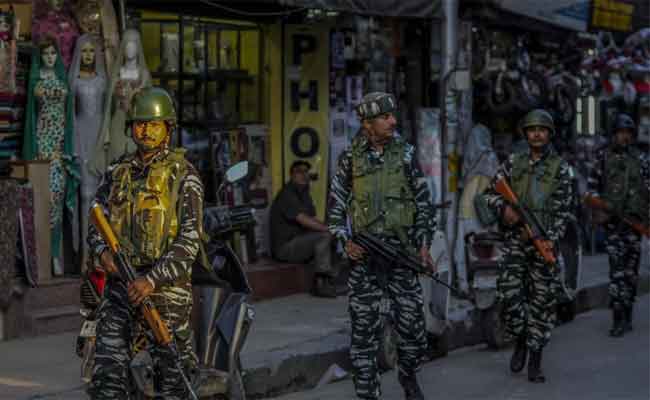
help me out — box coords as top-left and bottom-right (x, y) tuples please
(494, 178), (557, 265)
(90, 204), (198, 399)
(583, 194), (650, 238)
(141, 303), (173, 345)
(90, 204), (173, 344)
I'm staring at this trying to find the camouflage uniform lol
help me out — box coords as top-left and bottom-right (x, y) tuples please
(87, 148), (204, 399)
(328, 133), (435, 399)
(586, 146), (650, 312)
(482, 147), (574, 352)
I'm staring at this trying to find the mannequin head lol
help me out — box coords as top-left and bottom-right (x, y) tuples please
(74, 0), (101, 35)
(39, 37), (59, 69)
(0, 12), (12, 36)
(125, 39), (137, 61)
(80, 40), (95, 69)
(47, 0), (64, 12)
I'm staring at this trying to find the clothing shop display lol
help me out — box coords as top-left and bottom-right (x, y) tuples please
(69, 33), (107, 264)
(22, 40), (78, 275)
(92, 29), (151, 176)
(31, 0), (80, 70)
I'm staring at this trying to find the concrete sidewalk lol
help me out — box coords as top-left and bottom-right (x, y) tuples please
(0, 254), (647, 400)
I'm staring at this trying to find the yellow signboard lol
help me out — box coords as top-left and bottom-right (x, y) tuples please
(591, 0), (634, 32)
(283, 23), (330, 220)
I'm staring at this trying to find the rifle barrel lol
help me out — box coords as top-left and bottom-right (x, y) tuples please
(353, 232), (465, 298)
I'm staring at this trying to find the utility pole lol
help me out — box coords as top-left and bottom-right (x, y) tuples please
(439, 0), (459, 263)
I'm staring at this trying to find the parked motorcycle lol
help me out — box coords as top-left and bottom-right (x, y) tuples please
(464, 231), (506, 349)
(486, 36), (546, 114)
(76, 161), (255, 399)
(462, 220), (583, 348)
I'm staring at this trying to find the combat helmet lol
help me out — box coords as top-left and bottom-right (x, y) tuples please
(518, 109), (555, 136)
(129, 86), (177, 122)
(356, 92), (397, 120)
(612, 113), (636, 134)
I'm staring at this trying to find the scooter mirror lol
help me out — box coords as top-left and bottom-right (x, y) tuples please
(225, 161), (249, 183)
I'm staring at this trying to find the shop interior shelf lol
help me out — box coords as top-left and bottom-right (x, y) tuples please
(152, 70), (254, 82)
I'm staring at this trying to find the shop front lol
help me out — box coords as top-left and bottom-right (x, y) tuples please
(0, 0), (443, 339)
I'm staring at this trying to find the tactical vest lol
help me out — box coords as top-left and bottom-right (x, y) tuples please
(108, 149), (188, 267)
(604, 148), (649, 224)
(510, 151), (562, 231)
(350, 138), (416, 245)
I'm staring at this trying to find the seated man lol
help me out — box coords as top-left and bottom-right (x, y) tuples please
(270, 160), (342, 297)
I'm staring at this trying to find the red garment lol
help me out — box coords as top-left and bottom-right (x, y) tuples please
(634, 80), (650, 94)
(31, 9), (79, 70)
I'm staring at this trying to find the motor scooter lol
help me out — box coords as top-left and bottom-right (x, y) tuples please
(76, 161), (255, 399)
(464, 230), (506, 349)
(463, 220), (583, 349)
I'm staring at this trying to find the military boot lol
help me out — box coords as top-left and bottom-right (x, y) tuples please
(398, 373), (425, 400)
(609, 305), (625, 337)
(510, 335), (528, 373)
(527, 349), (546, 383)
(623, 304), (634, 332)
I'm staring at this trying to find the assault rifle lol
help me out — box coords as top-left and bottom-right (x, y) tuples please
(583, 194), (650, 238)
(351, 231), (464, 298)
(494, 178), (557, 265)
(90, 204), (199, 400)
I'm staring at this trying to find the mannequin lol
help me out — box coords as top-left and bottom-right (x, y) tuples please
(72, 0), (119, 73)
(161, 31), (179, 72)
(69, 33), (106, 270)
(22, 37), (78, 276)
(92, 29), (151, 176)
(0, 8), (12, 43)
(31, 0), (80, 70)
(455, 122), (500, 292)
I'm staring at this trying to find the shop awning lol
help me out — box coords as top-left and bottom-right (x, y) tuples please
(276, 0), (442, 18)
(126, 0), (442, 19)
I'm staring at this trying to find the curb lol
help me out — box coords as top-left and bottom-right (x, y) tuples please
(242, 272), (650, 399)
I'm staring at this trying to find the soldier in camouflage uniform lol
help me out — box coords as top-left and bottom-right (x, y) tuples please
(480, 109), (575, 383)
(87, 87), (203, 399)
(328, 92), (436, 400)
(585, 113), (650, 337)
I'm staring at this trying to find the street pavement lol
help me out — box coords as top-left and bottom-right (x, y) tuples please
(0, 254), (646, 400)
(273, 294), (650, 400)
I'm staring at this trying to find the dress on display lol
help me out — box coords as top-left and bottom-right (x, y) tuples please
(22, 46), (78, 268)
(69, 34), (106, 257)
(31, 0), (79, 70)
(92, 29), (151, 176)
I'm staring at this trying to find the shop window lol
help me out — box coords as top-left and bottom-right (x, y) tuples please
(134, 11), (263, 203)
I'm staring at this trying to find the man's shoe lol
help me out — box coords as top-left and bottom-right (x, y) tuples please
(623, 304), (633, 332)
(527, 349), (546, 383)
(609, 305), (625, 337)
(398, 374), (425, 400)
(311, 276), (338, 298)
(510, 335), (528, 373)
